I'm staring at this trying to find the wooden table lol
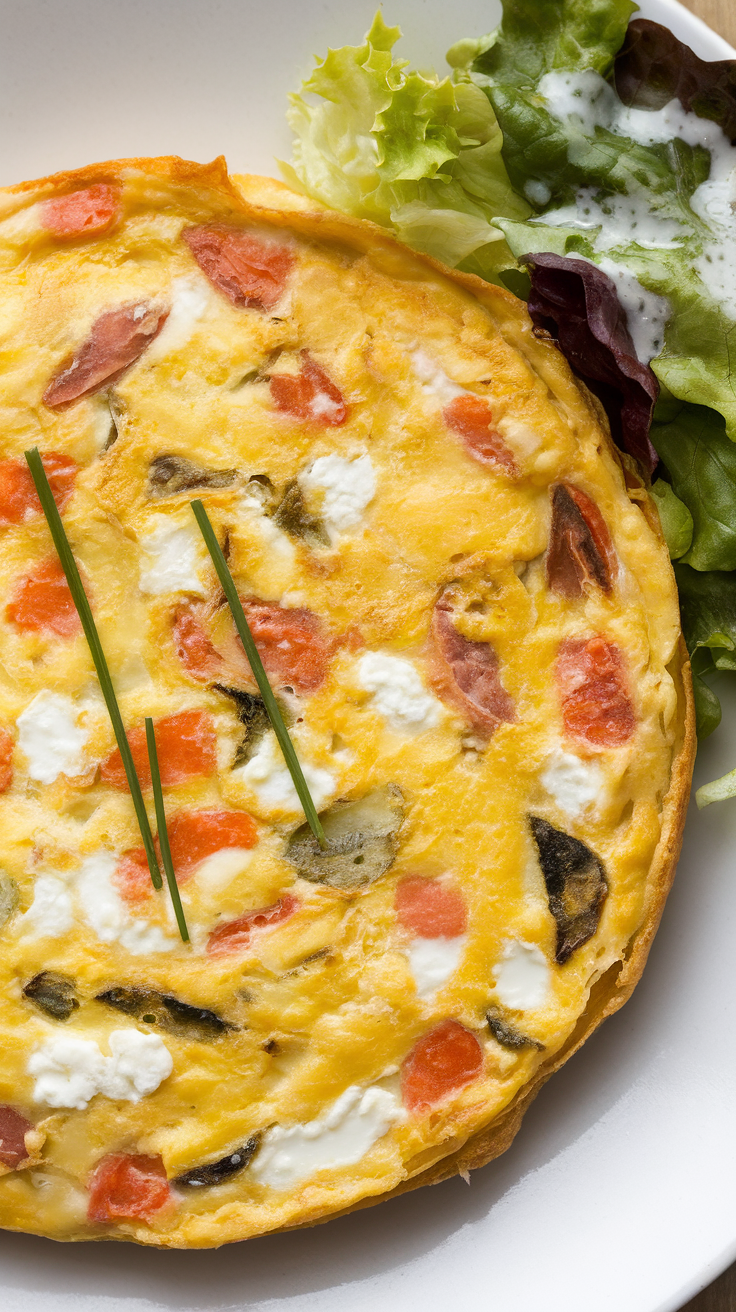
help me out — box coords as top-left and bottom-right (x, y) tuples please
(644, 3), (736, 1309)
(674, 6), (734, 1304)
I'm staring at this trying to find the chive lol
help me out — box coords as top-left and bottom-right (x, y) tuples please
(190, 499), (327, 849)
(145, 718), (189, 943)
(24, 448), (163, 890)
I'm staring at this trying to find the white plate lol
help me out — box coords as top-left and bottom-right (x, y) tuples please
(0, 1), (734, 1309)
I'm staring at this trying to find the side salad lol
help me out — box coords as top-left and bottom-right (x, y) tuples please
(283, 0), (736, 804)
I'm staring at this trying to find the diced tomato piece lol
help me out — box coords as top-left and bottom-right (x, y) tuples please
(207, 893), (298, 957)
(547, 484), (616, 598)
(443, 395), (518, 476)
(87, 1153), (171, 1223)
(0, 1106), (33, 1168)
(100, 710), (217, 791)
(556, 636), (636, 749)
(172, 604), (224, 683)
(162, 809), (258, 883)
(0, 453), (77, 526)
(395, 877), (467, 939)
(41, 184), (121, 239)
(242, 597), (331, 694)
(6, 557), (81, 637)
(431, 596), (515, 736)
(43, 302), (168, 408)
(270, 350), (348, 426)
(113, 848), (153, 905)
(183, 225), (294, 312)
(401, 1020), (483, 1113)
(0, 728), (13, 793)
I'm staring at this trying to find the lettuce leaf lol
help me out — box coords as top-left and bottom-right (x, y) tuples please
(283, 12), (529, 280)
(615, 18), (736, 142)
(650, 479), (693, 559)
(651, 399), (736, 571)
(672, 562), (736, 737)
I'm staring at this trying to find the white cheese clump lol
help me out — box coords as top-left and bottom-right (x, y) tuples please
(138, 516), (206, 596)
(299, 453), (376, 538)
(19, 874), (73, 939)
(493, 940), (551, 1011)
(76, 851), (175, 955)
(16, 691), (87, 785)
(234, 731), (336, 814)
(541, 750), (604, 819)
(28, 1030), (173, 1110)
(408, 936), (467, 999)
(357, 651), (442, 734)
(410, 348), (466, 404)
(250, 1085), (402, 1190)
(145, 276), (212, 361)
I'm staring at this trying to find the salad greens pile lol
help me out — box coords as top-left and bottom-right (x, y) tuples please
(284, 0), (736, 799)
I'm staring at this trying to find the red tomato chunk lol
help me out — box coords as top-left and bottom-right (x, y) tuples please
(556, 635), (635, 749)
(0, 1106), (33, 1168)
(183, 225), (294, 312)
(395, 877), (467, 939)
(207, 893), (299, 957)
(0, 453), (76, 526)
(443, 395), (518, 475)
(113, 848), (152, 905)
(163, 809), (258, 883)
(43, 302), (168, 408)
(0, 728), (13, 793)
(41, 184), (121, 239)
(6, 557), (81, 637)
(87, 1153), (171, 1223)
(401, 1020), (483, 1112)
(100, 711), (217, 790)
(172, 604), (224, 683)
(242, 597), (332, 694)
(270, 351), (348, 426)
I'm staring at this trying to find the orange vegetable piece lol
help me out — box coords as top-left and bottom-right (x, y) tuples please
(207, 893), (298, 957)
(112, 848), (152, 905)
(401, 1020), (483, 1113)
(443, 395), (518, 475)
(242, 597), (331, 694)
(162, 809), (258, 883)
(0, 453), (77, 526)
(6, 557), (81, 637)
(0, 729), (13, 794)
(556, 635), (636, 749)
(87, 1153), (171, 1223)
(183, 225), (294, 312)
(41, 184), (121, 238)
(270, 350), (348, 425)
(395, 877), (467, 939)
(172, 603), (224, 683)
(0, 1105), (33, 1168)
(100, 710), (217, 791)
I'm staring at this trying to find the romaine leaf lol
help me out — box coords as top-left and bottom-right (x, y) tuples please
(471, 0), (636, 88)
(651, 401), (736, 571)
(614, 18), (736, 142)
(522, 252), (659, 472)
(284, 12), (529, 282)
(650, 479), (693, 559)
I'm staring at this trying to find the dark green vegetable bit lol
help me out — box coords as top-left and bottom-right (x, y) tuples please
(147, 454), (238, 499)
(96, 987), (234, 1041)
(174, 1136), (260, 1188)
(274, 480), (329, 548)
(486, 1006), (544, 1051)
(23, 971), (79, 1022)
(529, 816), (608, 964)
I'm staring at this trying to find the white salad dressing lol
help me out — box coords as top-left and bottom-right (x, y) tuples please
(19, 874), (74, 939)
(299, 453), (376, 538)
(16, 691), (88, 785)
(356, 651), (442, 734)
(410, 348), (466, 404)
(537, 68), (736, 323)
(493, 939), (551, 1010)
(138, 516), (206, 596)
(250, 1085), (403, 1190)
(408, 935), (467, 999)
(28, 1030), (173, 1110)
(75, 851), (175, 955)
(541, 749), (604, 819)
(234, 731), (336, 814)
(145, 276), (212, 361)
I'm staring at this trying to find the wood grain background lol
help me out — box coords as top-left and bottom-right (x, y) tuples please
(666, 8), (734, 1308)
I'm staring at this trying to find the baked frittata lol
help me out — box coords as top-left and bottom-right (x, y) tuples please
(0, 157), (693, 1246)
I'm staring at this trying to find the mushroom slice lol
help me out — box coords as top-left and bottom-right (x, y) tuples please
(23, 971), (79, 1022)
(0, 874), (18, 928)
(147, 454), (238, 499)
(174, 1135), (260, 1188)
(486, 1006), (544, 1051)
(529, 816), (608, 964)
(273, 480), (329, 548)
(96, 986), (236, 1041)
(285, 785), (404, 890)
